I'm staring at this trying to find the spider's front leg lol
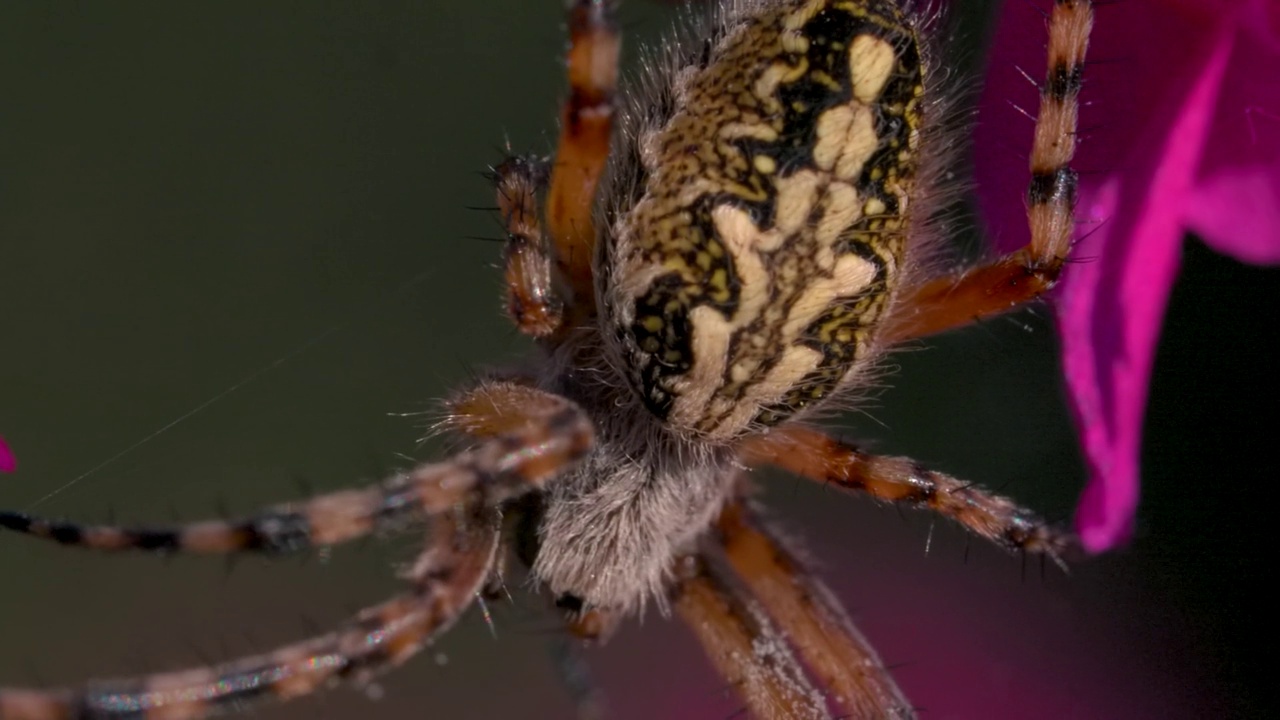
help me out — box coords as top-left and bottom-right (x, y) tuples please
(886, 0), (1094, 343)
(0, 510), (500, 720)
(0, 383), (592, 558)
(547, 0), (619, 327)
(740, 425), (1077, 562)
(493, 0), (617, 339)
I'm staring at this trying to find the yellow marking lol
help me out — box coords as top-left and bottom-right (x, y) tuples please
(784, 0), (829, 31)
(863, 196), (886, 216)
(718, 122), (778, 143)
(815, 182), (862, 245)
(670, 305), (732, 429)
(773, 170), (823, 239)
(710, 205), (772, 320)
(714, 344), (822, 434)
(849, 34), (896, 103)
(813, 102), (878, 180)
(753, 155), (777, 174)
(833, 253), (877, 295)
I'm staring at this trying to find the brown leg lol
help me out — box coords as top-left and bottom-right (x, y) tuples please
(715, 501), (916, 720)
(0, 512), (499, 720)
(543, 0), (619, 323)
(0, 383), (591, 557)
(740, 425), (1075, 561)
(886, 0), (1094, 343)
(492, 155), (564, 337)
(673, 555), (831, 720)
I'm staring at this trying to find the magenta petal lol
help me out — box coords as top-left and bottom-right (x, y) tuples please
(1187, 165), (1280, 263)
(1182, 5), (1280, 264)
(0, 435), (15, 473)
(1062, 27), (1235, 553)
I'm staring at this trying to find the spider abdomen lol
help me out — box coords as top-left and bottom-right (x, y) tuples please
(605, 0), (925, 440)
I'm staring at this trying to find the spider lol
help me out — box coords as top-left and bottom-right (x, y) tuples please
(0, 0), (1093, 717)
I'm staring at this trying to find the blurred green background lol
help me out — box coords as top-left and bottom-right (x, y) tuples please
(1, 2), (1274, 718)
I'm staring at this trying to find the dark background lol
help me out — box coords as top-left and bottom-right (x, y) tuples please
(1, 2), (1274, 718)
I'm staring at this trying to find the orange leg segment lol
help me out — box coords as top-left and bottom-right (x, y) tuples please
(1, 384), (591, 558)
(0, 513), (499, 720)
(673, 555), (831, 720)
(887, 0), (1094, 343)
(716, 502), (916, 719)
(740, 425), (1076, 561)
(493, 155), (564, 338)
(544, 0), (619, 322)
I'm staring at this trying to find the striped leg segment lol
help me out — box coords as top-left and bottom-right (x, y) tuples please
(887, 0), (1094, 343)
(544, 0), (619, 324)
(740, 425), (1076, 561)
(0, 512), (499, 720)
(492, 154), (564, 338)
(0, 386), (592, 557)
(715, 501), (915, 719)
(673, 555), (831, 720)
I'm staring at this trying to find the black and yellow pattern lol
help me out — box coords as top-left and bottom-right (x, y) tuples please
(607, 0), (926, 439)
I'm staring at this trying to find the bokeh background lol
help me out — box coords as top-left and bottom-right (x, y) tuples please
(1, 2), (1274, 718)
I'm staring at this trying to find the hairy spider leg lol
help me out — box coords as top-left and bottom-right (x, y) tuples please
(0, 512), (499, 720)
(887, 0), (1094, 343)
(492, 155), (564, 337)
(673, 554), (832, 720)
(739, 425), (1076, 561)
(715, 500), (916, 719)
(0, 386), (591, 558)
(544, 0), (619, 328)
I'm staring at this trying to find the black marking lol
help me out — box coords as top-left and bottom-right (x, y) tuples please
(1045, 61), (1084, 100)
(128, 529), (181, 552)
(50, 523), (84, 545)
(910, 464), (939, 504)
(1027, 166), (1078, 206)
(555, 593), (586, 613)
(0, 510), (33, 534)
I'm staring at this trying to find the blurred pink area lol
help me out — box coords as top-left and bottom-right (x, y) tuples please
(589, 507), (1208, 719)
(974, 0), (1280, 553)
(0, 436), (15, 473)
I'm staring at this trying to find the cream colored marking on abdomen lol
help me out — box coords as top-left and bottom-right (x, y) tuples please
(849, 34), (897, 103)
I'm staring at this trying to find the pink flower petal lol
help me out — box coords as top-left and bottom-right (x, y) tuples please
(1063, 21), (1236, 552)
(1183, 0), (1280, 263)
(0, 435), (15, 473)
(976, 0), (1280, 552)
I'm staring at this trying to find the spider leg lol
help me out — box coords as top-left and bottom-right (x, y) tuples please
(673, 554), (832, 720)
(714, 500), (916, 720)
(543, 0), (619, 326)
(886, 0), (1094, 343)
(0, 510), (499, 720)
(491, 154), (565, 337)
(740, 425), (1076, 561)
(0, 384), (591, 557)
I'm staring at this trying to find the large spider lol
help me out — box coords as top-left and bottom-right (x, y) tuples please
(0, 0), (1093, 717)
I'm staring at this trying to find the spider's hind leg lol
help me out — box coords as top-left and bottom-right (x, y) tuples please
(0, 510), (500, 720)
(740, 425), (1077, 562)
(887, 0), (1094, 343)
(713, 500), (916, 719)
(673, 553), (833, 720)
(0, 383), (592, 559)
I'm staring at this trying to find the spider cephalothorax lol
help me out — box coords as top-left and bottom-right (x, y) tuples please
(0, 1), (1093, 718)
